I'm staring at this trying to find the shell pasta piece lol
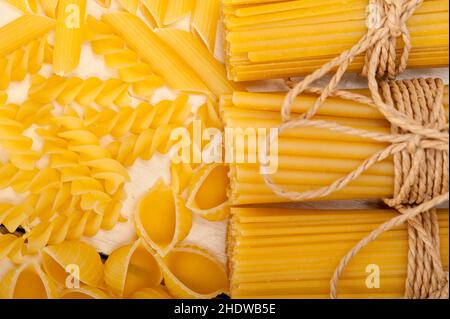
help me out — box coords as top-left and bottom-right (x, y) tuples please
(135, 180), (192, 256)
(186, 164), (230, 221)
(0, 262), (57, 299)
(104, 239), (162, 298)
(129, 286), (173, 299)
(42, 241), (104, 288)
(60, 286), (111, 299)
(158, 245), (229, 299)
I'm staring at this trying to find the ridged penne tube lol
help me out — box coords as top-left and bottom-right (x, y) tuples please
(129, 286), (173, 299)
(40, 0), (58, 17)
(117, 0), (138, 13)
(186, 164), (230, 221)
(0, 262), (57, 299)
(155, 28), (236, 97)
(60, 286), (111, 299)
(192, 0), (221, 52)
(157, 245), (229, 299)
(53, 0), (86, 75)
(104, 239), (162, 298)
(0, 15), (54, 61)
(135, 180), (192, 257)
(140, 0), (168, 27)
(102, 12), (209, 94)
(223, 0), (450, 81)
(164, 0), (193, 25)
(229, 208), (449, 298)
(42, 241), (104, 288)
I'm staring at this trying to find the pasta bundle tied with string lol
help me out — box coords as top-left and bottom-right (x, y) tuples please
(223, 0), (449, 81)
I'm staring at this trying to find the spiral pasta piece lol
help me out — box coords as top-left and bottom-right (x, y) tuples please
(29, 74), (133, 109)
(129, 286), (173, 299)
(86, 94), (192, 138)
(104, 239), (162, 298)
(0, 37), (52, 90)
(86, 16), (165, 98)
(157, 245), (229, 299)
(42, 240), (104, 288)
(0, 234), (25, 264)
(60, 285), (112, 299)
(186, 164), (230, 221)
(135, 180), (192, 257)
(0, 262), (57, 299)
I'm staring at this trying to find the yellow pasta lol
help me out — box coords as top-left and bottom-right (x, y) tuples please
(0, 37), (52, 90)
(117, 0), (138, 13)
(140, 0), (168, 27)
(192, 0), (221, 52)
(223, 0), (450, 81)
(164, 0), (193, 25)
(156, 28), (237, 97)
(102, 12), (209, 94)
(42, 240), (104, 288)
(29, 74), (133, 108)
(135, 180), (192, 256)
(60, 286), (112, 299)
(129, 286), (173, 299)
(0, 262), (57, 299)
(0, 234), (25, 264)
(186, 164), (230, 221)
(4, 0), (58, 16)
(86, 16), (165, 98)
(229, 208), (449, 298)
(0, 15), (54, 67)
(53, 0), (86, 76)
(104, 239), (162, 298)
(157, 245), (229, 299)
(223, 88), (449, 205)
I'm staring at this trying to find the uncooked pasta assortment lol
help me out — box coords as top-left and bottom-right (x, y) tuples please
(0, 0), (449, 301)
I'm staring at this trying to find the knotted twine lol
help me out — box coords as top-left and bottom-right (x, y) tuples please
(259, 0), (449, 298)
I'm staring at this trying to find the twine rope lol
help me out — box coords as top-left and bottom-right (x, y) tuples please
(259, 0), (449, 299)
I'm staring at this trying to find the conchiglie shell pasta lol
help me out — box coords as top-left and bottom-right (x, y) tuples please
(158, 245), (229, 299)
(129, 286), (172, 299)
(104, 239), (162, 298)
(42, 241), (104, 288)
(135, 180), (192, 256)
(60, 286), (111, 299)
(0, 262), (57, 299)
(186, 164), (230, 221)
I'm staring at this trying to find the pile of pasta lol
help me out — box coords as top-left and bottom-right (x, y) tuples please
(0, 0), (233, 299)
(223, 0), (449, 81)
(229, 207), (449, 298)
(222, 88), (449, 205)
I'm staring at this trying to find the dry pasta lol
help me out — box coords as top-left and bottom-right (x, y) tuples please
(4, 0), (58, 16)
(104, 239), (162, 298)
(223, 88), (449, 205)
(223, 0), (450, 81)
(156, 245), (229, 299)
(0, 261), (57, 299)
(229, 208), (449, 298)
(0, 234), (25, 264)
(59, 286), (111, 299)
(129, 286), (173, 299)
(0, 37), (52, 90)
(53, 0), (87, 76)
(135, 180), (192, 256)
(42, 240), (105, 288)
(192, 0), (221, 52)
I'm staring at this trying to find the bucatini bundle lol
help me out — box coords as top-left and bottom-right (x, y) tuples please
(223, 0), (449, 81)
(229, 207), (449, 298)
(222, 87), (449, 205)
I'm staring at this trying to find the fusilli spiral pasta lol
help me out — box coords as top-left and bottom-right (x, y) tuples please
(0, 37), (52, 90)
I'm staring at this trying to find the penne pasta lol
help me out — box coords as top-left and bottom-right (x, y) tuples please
(53, 0), (87, 76)
(163, 0), (194, 25)
(192, 0), (221, 52)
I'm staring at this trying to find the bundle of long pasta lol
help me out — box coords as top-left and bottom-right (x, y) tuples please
(223, 0), (449, 81)
(229, 207), (449, 298)
(222, 87), (449, 205)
